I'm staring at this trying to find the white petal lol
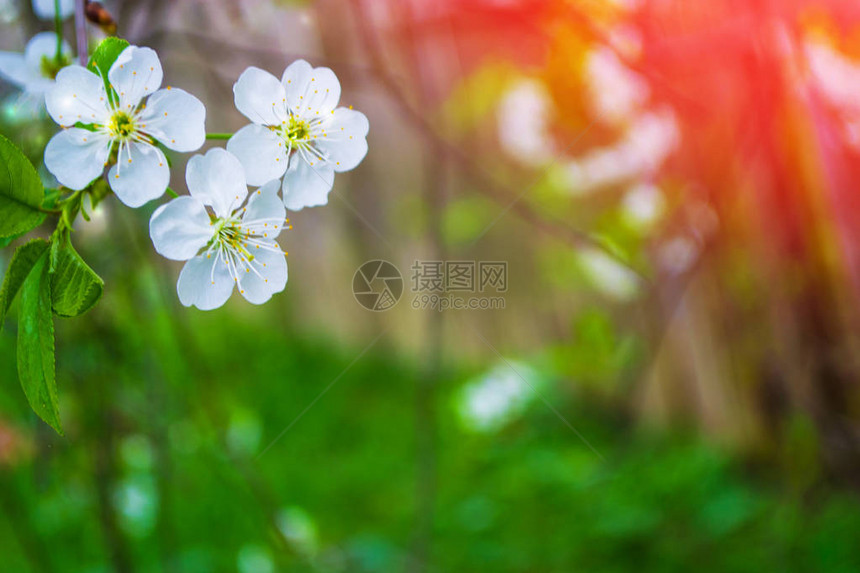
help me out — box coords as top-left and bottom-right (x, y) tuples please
(317, 108), (369, 172)
(177, 254), (234, 311)
(25, 32), (72, 70)
(46, 65), (109, 126)
(238, 243), (288, 305)
(282, 156), (334, 211)
(138, 87), (206, 152)
(233, 66), (287, 126)
(243, 179), (286, 232)
(108, 142), (169, 207)
(4, 32), (74, 97)
(32, 0), (75, 20)
(282, 59), (341, 116)
(44, 128), (111, 190)
(225, 124), (287, 187)
(0, 53), (36, 90)
(109, 46), (163, 112)
(149, 196), (213, 261)
(185, 148), (248, 218)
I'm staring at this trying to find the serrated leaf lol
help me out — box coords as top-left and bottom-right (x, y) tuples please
(17, 250), (62, 434)
(88, 37), (130, 83)
(0, 239), (50, 325)
(0, 134), (46, 239)
(49, 239), (104, 318)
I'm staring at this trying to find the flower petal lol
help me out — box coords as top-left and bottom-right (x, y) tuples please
(242, 179), (286, 232)
(282, 59), (341, 116)
(282, 155), (334, 211)
(138, 87), (206, 152)
(237, 242), (288, 305)
(233, 66), (287, 126)
(186, 148), (248, 218)
(149, 196), (213, 261)
(44, 128), (111, 190)
(32, 0), (75, 20)
(108, 142), (169, 207)
(225, 124), (287, 187)
(46, 65), (109, 126)
(177, 254), (234, 311)
(317, 108), (369, 172)
(0, 52), (36, 90)
(25, 32), (72, 70)
(109, 46), (163, 112)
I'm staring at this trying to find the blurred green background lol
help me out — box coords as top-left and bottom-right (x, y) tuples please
(4, 0), (860, 571)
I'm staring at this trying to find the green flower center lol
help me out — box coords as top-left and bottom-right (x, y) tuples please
(40, 54), (71, 80)
(272, 115), (312, 144)
(210, 218), (254, 261)
(108, 112), (136, 139)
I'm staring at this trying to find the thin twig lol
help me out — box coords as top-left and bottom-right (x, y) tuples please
(75, 0), (87, 65)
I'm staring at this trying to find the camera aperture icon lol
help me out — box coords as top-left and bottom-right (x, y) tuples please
(352, 260), (403, 311)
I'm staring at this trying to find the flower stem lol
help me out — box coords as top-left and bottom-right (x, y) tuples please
(165, 187), (178, 198)
(54, 0), (63, 63)
(205, 133), (233, 141)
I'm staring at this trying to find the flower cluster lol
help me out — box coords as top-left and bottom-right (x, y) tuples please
(1, 38), (368, 310)
(149, 59), (369, 309)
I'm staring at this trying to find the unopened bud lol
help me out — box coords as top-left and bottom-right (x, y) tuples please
(85, 1), (118, 36)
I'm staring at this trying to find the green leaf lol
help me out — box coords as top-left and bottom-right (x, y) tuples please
(49, 239), (104, 318)
(0, 239), (50, 325)
(88, 37), (130, 83)
(17, 250), (62, 434)
(0, 133), (46, 239)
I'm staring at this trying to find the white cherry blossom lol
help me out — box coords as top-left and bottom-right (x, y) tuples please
(226, 60), (369, 211)
(44, 45), (206, 207)
(149, 148), (289, 310)
(0, 32), (72, 112)
(32, 0), (75, 20)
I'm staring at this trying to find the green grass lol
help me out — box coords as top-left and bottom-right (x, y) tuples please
(0, 278), (859, 572)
